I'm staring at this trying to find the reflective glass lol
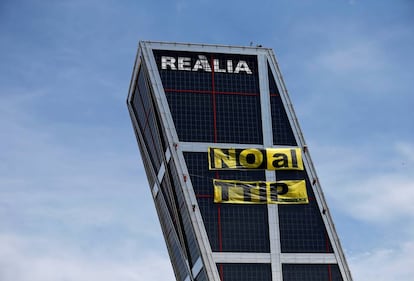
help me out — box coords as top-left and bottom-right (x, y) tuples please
(283, 264), (343, 281)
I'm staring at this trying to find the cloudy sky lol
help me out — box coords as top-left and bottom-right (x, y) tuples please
(1, 0), (413, 280)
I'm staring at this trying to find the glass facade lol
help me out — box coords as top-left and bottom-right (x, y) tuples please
(277, 169), (332, 253)
(153, 50), (263, 144)
(282, 264), (343, 281)
(127, 42), (352, 281)
(130, 64), (166, 177)
(129, 63), (201, 281)
(217, 263), (272, 281)
(184, 152), (269, 253)
(268, 64), (297, 146)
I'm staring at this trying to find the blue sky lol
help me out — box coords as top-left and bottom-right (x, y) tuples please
(1, 0), (413, 280)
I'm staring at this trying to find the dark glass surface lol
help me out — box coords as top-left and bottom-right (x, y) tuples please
(277, 169), (333, 253)
(130, 64), (163, 171)
(217, 263), (272, 281)
(166, 90), (214, 142)
(155, 193), (190, 281)
(160, 178), (177, 232)
(220, 204), (269, 252)
(129, 51), (349, 281)
(282, 264), (343, 281)
(154, 50), (213, 92)
(153, 50), (262, 144)
(132, 125), (155, 188)
(168, 160), (201, 265)
(184, 152), (269, 252)
(268, 64), (297, 146)
(215, 94), (262, 144)
(144, 110), (162, 169)
(195, 269), (208, 281)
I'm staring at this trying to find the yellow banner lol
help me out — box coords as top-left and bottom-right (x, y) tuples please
(213, 179), (308, 204)
(208, 147), (303, 170)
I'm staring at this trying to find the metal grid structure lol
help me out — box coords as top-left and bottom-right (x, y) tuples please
(127, 41), (353, 281)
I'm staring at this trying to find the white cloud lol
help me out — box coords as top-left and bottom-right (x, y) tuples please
(315, 41), (385, 74)
(297, 19), (413, 101)
(335, 173), (414, 222)
(349, 241), (414, 281)
(312, 141), (414, 223)
(395, 141), (414, 163)
(0, 87), (165, 256)
(0, 234), (175, 281)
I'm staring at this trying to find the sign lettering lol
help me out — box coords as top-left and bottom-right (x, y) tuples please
(161, 55), (252, 74)
(208, 147), (303, 170)
(213, 179), (308, 204)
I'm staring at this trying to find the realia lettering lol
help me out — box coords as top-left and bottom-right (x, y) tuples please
(161, 55), (252, 74)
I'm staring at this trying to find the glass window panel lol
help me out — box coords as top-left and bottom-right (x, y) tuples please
(155, 195), (190, 281)
(168, 160), (201, 265)
(217, 263), (272, 281)
(195, 268), (208, 281)
(278, 169), (333, 253)
(215, 94), (262, 144)
(184, 152), (269, 252)
(154, 50), (262, 144)
(130, 64), (163, 171)
(282, 264), (343, 281)
(268, 64), (297, 146)
(166, 91), (214, 142)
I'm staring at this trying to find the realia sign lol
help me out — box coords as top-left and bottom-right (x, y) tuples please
(161, 55), (253, 74)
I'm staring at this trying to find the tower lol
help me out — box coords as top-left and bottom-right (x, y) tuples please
(127, 41), (353, 281)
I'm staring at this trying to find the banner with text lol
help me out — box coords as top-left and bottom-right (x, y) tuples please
(213, 179), (308, 204)
(208, 147), (303, 170)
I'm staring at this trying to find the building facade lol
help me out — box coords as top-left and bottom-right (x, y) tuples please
(127, 41), (353, 281)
